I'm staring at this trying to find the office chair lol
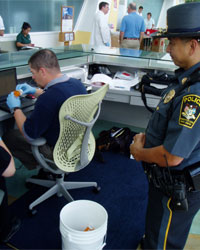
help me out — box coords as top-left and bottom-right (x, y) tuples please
(26, 84), (109, 214)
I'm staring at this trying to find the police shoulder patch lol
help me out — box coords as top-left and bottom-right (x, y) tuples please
(179, 94), (200, 128)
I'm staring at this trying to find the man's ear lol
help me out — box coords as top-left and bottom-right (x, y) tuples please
(189, 39), (198, 56)
(39, 67), (46, 76)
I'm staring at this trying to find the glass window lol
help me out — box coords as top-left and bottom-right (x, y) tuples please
(0, 0), (84, 34)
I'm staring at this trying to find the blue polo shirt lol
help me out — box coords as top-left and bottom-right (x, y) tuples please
(23, 75), (87, 146)
(145, 62), (200, 170)
(120, 12), (145, 38)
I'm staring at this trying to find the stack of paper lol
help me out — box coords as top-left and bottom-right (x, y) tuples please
(90, 73), (139, 91)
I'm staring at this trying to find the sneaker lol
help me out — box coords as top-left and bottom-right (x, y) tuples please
(0, 217), (21, 243)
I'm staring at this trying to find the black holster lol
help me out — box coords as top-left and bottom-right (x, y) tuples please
(143, 162), (188, 211)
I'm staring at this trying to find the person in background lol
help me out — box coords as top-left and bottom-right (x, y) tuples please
(137, 6), (143, 17)
(2, 49), (87, 179)
(119, 2), (145, 49)
(90, 2), (111, 47)
(130, 2), (200, 249)
(144, 12), (155, 30)
(0, 137), (21, 243)
(0, 15), (5, 36)
(16, 22), (34, 50)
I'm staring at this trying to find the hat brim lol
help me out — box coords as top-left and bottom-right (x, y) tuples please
(152, 31), (200, 38)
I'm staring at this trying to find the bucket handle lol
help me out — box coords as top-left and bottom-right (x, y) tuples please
(99, 234), (107, 250)
(64, 233), (107, 249)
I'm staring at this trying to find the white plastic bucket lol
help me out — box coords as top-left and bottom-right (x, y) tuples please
(60, 200), (108, 250)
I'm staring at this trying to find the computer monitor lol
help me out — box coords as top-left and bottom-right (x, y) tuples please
(0, 68), (17, 102)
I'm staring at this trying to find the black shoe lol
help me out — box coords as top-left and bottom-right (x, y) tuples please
(0, 217), (21, 243)
(31, 169), (56, 181)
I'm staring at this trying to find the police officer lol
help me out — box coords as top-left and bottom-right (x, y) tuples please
(130, 2), (200, 249)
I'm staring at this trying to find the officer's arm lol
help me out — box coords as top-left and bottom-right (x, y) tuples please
(0, 139), (16, 177)
(130, 133), (184, 167)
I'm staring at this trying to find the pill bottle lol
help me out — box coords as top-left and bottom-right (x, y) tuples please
(14, 89), (23, 97)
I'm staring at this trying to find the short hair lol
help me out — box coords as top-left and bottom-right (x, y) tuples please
(99, 2), (109, 10)
(180, 37), (200, 43)
(129, 3), (137, 11)
(147, 12), (152, 17)
(139, 6), (143, 10)
(28, 49), (60, 72)
(22, 22), (31, 30)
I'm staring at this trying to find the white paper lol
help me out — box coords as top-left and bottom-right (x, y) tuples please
(62, 19), (73, 32)
(90, 73), (139, 91)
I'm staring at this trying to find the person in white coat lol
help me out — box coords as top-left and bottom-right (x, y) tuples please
(0, 16), (5, 36)
(91, 2), (111, 47)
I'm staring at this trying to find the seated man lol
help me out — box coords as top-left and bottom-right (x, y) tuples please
(3, 49), (87, 175)
(0, 137), (20, 243)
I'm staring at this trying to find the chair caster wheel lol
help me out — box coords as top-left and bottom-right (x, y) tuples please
(93, 186), (101, 193)
(28, 208), (37, 216)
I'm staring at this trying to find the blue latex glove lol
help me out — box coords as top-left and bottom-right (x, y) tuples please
(6, 92), (21, 112)
(0, 137), (2, 141)
(105, 42), (110, 47)
(16, 83), (36, 95)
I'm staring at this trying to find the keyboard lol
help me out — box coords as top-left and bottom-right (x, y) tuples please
(0, 97), (36, 113)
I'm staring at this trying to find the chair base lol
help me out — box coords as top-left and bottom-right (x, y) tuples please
(26, 174), (98, 211)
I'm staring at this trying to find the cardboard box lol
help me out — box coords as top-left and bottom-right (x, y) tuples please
(140, 37), (152, 51)
(59, 32), (65, 42)
(151, 38), (165, 52)
(111, 32), (120, 48)
(59, 32), (74, 42)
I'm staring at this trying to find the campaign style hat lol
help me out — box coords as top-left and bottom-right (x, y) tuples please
(153, 2), (200, 38)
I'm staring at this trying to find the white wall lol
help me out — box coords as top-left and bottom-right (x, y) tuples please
(157, 0), (185, 28)
(74, 0), (98, 33)
(117, 0), (127, 31)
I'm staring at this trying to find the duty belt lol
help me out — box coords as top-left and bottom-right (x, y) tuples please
(142, 162), (193, 191)
(142, 162), (197, 211)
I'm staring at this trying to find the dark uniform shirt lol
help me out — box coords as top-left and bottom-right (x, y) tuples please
(145, 62), (200, 170)
(23, 75), (87, 146)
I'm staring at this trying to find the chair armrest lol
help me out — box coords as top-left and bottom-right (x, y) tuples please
(29, 137), (47, 146)
(30, 137), (61, 174)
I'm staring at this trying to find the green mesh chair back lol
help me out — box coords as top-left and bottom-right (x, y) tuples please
(53, 84), (109, 173)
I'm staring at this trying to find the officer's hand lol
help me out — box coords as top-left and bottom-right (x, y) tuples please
(16, 83), (36, 95)
(105, 42), (110, 47)
(6, 92), (21, 112)
(134, 133), (146, 146)
(130, 133), (145, 161)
